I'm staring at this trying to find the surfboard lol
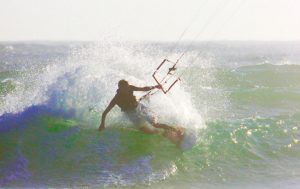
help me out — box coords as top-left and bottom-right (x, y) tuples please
(162, 126), (198, 150)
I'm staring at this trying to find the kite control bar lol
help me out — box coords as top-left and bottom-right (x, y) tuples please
(139, 54), (184, 101)
(152, 54), (183, 94)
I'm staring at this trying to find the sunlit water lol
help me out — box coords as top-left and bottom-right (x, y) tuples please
(1, 41), (300, 188)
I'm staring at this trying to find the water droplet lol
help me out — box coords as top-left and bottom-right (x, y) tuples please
(292, 127), (298, 130)
(246, 130), (252, 136)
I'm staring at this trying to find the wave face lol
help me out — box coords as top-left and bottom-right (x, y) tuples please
(1, 41), (300, 188)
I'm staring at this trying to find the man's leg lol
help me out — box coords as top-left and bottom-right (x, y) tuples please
(139, 126), (161, 135)
(151, 122), (185, 135)
(139, 104), (184, 135)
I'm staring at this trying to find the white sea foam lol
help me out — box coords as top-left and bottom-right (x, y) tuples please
(0, 41), (207, 131)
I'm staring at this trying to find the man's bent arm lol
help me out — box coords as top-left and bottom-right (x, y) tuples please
(98, 97), (116, 131)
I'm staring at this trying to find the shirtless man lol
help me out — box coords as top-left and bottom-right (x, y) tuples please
(98, 80), (184, 143)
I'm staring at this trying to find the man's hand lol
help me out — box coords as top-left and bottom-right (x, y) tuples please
(154, 84), (162, 90)
(98, 122), (105, 132)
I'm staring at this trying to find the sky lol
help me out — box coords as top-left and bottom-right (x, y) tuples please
(0, 0), (299, 41)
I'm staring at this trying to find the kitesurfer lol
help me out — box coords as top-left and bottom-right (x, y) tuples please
(98, 79), (184, 143)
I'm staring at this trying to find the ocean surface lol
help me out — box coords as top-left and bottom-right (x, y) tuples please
(1, 41), (300, 188)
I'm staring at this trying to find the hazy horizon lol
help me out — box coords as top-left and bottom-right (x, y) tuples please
(1, 40), (300, 43)
(1, 0), (300, 41)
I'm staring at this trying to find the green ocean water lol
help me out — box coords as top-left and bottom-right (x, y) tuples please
(1, 42), (300, 188)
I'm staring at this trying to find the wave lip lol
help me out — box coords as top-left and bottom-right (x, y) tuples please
(0, 105), (75, 133)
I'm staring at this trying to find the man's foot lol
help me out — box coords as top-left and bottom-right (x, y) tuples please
(163, 126), (185, 146)
(176, 127), (185, 136)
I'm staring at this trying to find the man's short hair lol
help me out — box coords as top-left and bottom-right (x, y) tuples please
(118, 79), (128, 88)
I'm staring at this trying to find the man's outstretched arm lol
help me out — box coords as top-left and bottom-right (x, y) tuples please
(130, 85), (161, 92)
(98, 97), (116, 131)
